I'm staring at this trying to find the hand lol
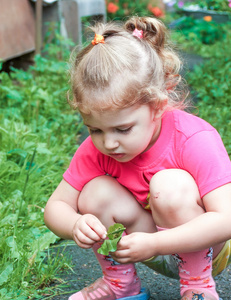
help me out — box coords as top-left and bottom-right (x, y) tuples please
(72, 214), (107, 249)
(111, 232), (156, 264)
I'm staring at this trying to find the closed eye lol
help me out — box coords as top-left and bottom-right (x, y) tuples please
(88, 128), (102, 134)
(88, 126), (133, 135)
(116, 127), (133, 134)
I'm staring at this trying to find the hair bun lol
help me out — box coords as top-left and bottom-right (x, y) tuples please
(125, 16), (166, 52)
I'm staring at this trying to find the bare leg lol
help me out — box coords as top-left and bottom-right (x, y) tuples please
(69, 175), (155, 300)
(78, 175), (156, 234)
(149, 169), (222, 300)
(149, 169), (224, 256)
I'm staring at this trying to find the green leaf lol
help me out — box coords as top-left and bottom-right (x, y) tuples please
(0, 264), (13, 286)
(7, 149), (28, 159)
(97, 223), (126, 256)
(107, 223), (126, 240)
(5, 236), (20, 259)
(30, 231), (59, 253)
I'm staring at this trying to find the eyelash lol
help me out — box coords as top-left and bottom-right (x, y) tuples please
(89, 129), (100, 134)
(89, 127), (132, 135)
(117, 127), (132, 134)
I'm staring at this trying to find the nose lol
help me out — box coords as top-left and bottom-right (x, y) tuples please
(103, 133), (119, 150)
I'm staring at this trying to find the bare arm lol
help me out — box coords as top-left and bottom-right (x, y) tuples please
(114, 183), (231, 262)
(44, 179), (81, 240)
(44, 179), (107, 248)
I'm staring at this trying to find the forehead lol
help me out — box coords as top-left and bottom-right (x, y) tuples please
(81, 104), (152, 127)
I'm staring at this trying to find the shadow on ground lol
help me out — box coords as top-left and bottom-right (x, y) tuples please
(46, 241), (231, 300)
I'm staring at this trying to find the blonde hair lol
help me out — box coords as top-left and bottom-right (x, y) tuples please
(68, 16), (189, 114)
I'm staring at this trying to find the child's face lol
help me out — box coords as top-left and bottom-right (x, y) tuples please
(81, 104), (162, 162)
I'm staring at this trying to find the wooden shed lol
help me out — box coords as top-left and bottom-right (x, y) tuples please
(0, 0), (36, 61)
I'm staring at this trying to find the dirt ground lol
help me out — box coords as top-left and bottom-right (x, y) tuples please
(46, 241), (231, 300)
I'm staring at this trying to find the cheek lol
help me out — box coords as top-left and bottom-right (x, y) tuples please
(91, 136), (103, 150)
(125, 136), (144, 150)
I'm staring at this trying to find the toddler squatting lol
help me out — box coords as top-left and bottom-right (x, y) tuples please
(44, 16), (231, 300)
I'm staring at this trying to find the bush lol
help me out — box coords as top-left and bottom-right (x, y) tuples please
(187, 57), (231, 157)
(171, 16), (226, 45)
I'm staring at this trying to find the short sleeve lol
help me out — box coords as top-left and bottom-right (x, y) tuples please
(63, 137), (106, 191)
(180, 129), (231, 198)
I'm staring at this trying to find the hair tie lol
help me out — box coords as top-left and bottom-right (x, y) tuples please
(132, 28), (143, 39)
(92, 34), (105, 45)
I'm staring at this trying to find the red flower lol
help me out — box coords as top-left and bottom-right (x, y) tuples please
(148, 5), (164, 18)
(107, 2), (119, 13)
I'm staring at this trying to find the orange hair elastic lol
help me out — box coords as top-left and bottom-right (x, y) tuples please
(92, 34), (105, 45)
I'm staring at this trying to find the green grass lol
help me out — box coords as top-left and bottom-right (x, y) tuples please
(0, 33), (83, 299)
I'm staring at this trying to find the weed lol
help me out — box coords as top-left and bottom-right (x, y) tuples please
(0, 29), (82, 299)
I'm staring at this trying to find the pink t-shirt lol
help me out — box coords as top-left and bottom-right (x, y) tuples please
(63, 110), (231, 209)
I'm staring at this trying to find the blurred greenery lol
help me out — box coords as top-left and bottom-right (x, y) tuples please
(105, 0), (165, 20)
(176, 0), (231, 12)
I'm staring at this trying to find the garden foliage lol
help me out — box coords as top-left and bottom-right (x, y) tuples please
(172, 16), (231, 157)
(171, 16), (226, 44)
(187, 56), (231, 157)
(171, 25), (231, 59)
(0, 33), (82, 299)
(169, 13), (231, 158)
(176, 0), (231, 12)
(105, 0), (165, 20)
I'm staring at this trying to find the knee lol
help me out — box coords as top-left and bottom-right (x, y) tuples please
(149, 169), (203, 226)
(150, 169), (200, 209)
(78, 175), (116, 216)
(77, 176), (146, 230)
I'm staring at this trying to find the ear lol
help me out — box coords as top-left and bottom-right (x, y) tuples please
(153, 98), (168, 120)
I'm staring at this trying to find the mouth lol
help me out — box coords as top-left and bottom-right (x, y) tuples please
(108, 153), (125, 159)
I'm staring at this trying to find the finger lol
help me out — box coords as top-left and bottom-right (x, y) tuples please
(76, 240), (93, 249)
(75, 228), (99, 245)
(116, 237), (130, 250)
(112, 248), (131, 259)
(110, 252), (133, 264)
(82, 226), (102, 241)
(86, 217), (107, 239)
(79, 220), (105, 242)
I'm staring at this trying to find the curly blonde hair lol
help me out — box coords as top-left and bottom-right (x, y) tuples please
(68, 16), (189, 114)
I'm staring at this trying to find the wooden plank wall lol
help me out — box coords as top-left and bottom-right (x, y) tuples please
(0, 0), (35, 61)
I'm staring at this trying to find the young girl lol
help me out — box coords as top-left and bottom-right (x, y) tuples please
(44, 16), (231, 300)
